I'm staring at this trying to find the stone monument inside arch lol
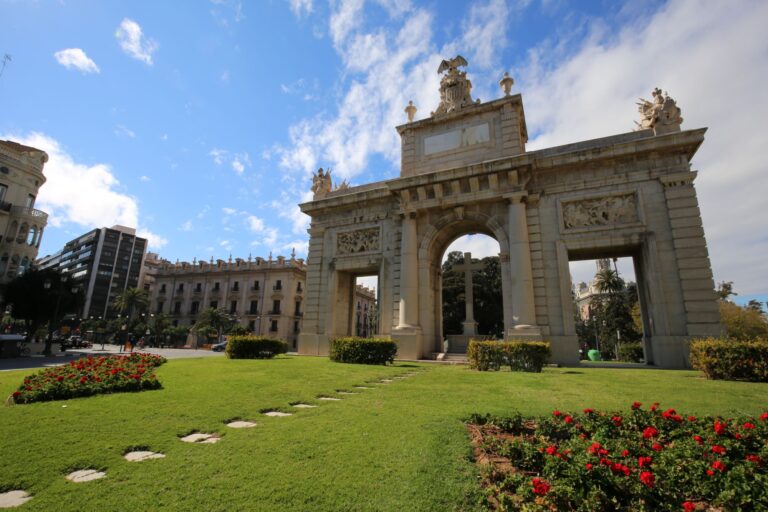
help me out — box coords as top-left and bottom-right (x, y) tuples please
(297, 56), (721, 368)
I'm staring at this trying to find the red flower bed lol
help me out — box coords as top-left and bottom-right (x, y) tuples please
(467, 403), (768, 510)
(8, 353), (167, 404)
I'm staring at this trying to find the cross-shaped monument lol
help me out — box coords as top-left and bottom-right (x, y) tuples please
(453, 252), (484, 336)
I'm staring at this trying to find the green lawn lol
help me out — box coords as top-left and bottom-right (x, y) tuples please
(0, 356), (765, 511)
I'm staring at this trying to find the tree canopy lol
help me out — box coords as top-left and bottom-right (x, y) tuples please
(441, 251), (503, 338)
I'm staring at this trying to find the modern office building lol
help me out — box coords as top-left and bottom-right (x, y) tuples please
(0, 140), (49, 283)
(36, 225), (147, 318)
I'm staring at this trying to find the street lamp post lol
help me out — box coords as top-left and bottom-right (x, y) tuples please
(43, 274), (77, 357)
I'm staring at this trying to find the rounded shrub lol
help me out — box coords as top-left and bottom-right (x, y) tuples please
(225, 335), (288, 359)
(690, 337), (768, 382)
(468, 340), (551, 372)
(618, 342), (644, 362)
(329, 337), (397, 365)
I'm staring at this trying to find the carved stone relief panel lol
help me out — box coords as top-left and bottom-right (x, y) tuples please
(561, 193), (639, 230)
(337, 227), (380, 255)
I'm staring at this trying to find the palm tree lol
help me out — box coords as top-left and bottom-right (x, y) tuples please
(112, 288), (149, 348)
(594, 269), (624, 295)
(192, 308), (236, 344)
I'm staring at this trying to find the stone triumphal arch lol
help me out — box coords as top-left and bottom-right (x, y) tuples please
(297, 57), (721, 368)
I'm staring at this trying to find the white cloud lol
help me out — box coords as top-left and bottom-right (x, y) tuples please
(220, 70), (230, 82)
(209, 148), (227, 165)
(53, 48), (100, 74)
(180, 220), (194, 232)
(289, 0), (313, 18)
(222, 207), (237, 215)
(114, 124), (136, 139)
(115, 18), (158, 65)
(460, 0), (509, 69)
(442, 234), (500, 263)
(246, 215), (265, 232)
(516, 0), (768, 294)
(329, 0), (365, 48)
(137, 228), (168, 250)
(2, 132), (166, 250)
(231, 152), (251, 175)
(139, 175), (150, 182)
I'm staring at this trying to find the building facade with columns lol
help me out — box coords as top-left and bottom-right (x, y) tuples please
(0, 140), (49, 282)
(296, 57), (721, 368)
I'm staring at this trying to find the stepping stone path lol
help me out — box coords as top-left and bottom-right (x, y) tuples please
(262, 410), (292, 417)
(0, 490), (32, 508)
(291, 403), (317, 408)
(124, 451), (165, 462)
(318, 396), (341, 401)
(66, 469), (106, 482)
(337, 391), (358, 395)
(227, 420), (257, 428)
(354, 386), (371, 389)
(180, 433), (221, 444)
(379, 379), (393, 384)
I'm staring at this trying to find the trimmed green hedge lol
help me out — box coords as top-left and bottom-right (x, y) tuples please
(690, 337), (768, 382)
(225, 335), (288, 359)
(329, 337), (398, 365)
(467, 340), (551, 372)
(618, 342), (644, 362)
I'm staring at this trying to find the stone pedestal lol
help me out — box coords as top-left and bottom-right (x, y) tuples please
(461, 320), (478, 336)
(392, 328), (422, 360)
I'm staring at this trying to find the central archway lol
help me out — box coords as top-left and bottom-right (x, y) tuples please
(417, 209), (513, 354)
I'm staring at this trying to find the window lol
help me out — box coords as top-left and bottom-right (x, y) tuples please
(190, 301), (199, 315)
(195, 283), (202, 292)
(252, 280), (260, 290)
(249, 300), (258, 315)
(248, 320), (255, 332)
(213, 282), (220, 291)
(297, 282), (303, 292)
(0, 184), (7, 204)
(177, 283), (184, 292)
(174, 302), (181, 314)
(274, 280), (282, 291)
(294, 321), (300, 333)
(272, 300), (281, 314)
(210, 300), (218, 309)
(156, 302), (164, 314)
(26, 194), (35, 208)
(232, 281), (239, 291)
(230, 300), (237, 314)
(270, 320), (278, 332)
(160, 283), (167, 293)
(295, 301), (301, 316)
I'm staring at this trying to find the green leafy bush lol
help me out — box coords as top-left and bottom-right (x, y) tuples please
(225, 335), (288, 359)
(329, 337), (397, 365)
(690, 337), (768, 382)
(618, 342), (645, 362)
(467, 340), (551, 372)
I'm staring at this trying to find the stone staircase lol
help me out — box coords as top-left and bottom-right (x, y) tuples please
(430, 352), (468, 364)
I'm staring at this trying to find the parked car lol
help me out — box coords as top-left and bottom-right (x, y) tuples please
(211, 340), (227, 352)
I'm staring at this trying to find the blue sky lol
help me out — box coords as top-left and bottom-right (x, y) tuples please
(1, 0), (766, 304)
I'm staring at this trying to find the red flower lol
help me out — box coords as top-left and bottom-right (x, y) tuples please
(683, 502), (697, 511)
(714, 421), (727, 435)
(12, 391), (21, 397)
(531, 478), (550, 496)
(639, 471), (655, 487)
(759, 412), (768, 421)
(711, 445), (726, 455)
(585, 463), (593, 470)
(711, 460), (726, 472)
(746, 454), (761, 463)
(545, 445), (558, 456)
(638, 456), (652, 468)
(587, 442), (602, 455)
(643, 426), (658, 439)
(56, 376), (64, 382)
(564, 415), (573, 424)
(742, 422), (755, 429)
(631, 401), (642, 410)
(611, 463), (630, 476)
(583, 408), (594, 414)
(688, 416), (697, 422)
(662, 408), (677, 419)
(693, 435), (703, 445)
(650, 402), (660, 411)
(612, 415), (622, 426)
(651, 443), (663, 452)
(621, 449), (629, 457)
(553, 410), (562, 417)
(706, 469), (715, 476)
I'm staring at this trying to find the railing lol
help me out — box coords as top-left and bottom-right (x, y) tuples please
(0, 201), (11, 212)
(268, 309), (281, 315)
(272, 285), (282, 291)
(10, 205), (48, 220)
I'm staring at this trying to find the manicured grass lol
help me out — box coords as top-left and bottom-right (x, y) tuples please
(0, 356), (766, 511)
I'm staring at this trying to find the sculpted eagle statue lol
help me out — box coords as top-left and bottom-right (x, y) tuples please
(438, 55), (468, 74)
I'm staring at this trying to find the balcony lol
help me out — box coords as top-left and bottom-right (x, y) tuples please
(272, 285), (282, 291)
(268, 309), (281, 315)
(10, 205), (48, 222)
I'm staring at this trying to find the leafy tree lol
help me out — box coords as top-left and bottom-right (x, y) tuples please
(441, 252), (503, 338)
(3, 268), (84, 355)
(719, 301), (768, 340)
(716, 281), (737, 301)
(227, 323), (248, 336)
(192, 308), (236, 343)
(746, 299), (765, 313)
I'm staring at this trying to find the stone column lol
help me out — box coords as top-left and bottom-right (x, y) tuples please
(397, 211), (419, 328)
(506, 192), (538, 332)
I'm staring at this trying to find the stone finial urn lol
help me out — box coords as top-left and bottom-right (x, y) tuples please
(499, 72), (514, 96)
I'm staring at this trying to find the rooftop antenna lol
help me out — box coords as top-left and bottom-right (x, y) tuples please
(0, 54), (11, 79)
